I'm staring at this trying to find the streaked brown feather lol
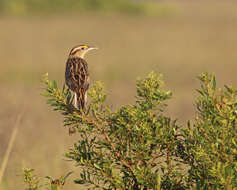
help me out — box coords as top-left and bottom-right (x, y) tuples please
(65, 57), (89, 109)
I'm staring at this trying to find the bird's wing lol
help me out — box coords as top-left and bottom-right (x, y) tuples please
(65, 57), (89, 92)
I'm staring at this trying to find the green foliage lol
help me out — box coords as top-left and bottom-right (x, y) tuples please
(23, 168), (72, 190)
(0, 0), (173, 16)
(41, 72), (187, 189)
(23, 72), (237, 189)
(23, 168), (41, 190)
(180, 73), (237, 189)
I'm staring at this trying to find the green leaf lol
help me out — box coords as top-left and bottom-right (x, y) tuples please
(212, 76), (216, 90)
(74, 179), (86, 184)
(63, 171), (73, 182)
(94, 163), (101, 170)
(53, 80), (58, 89)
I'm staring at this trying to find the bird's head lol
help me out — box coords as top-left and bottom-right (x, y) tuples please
(69, 45), (98, 59)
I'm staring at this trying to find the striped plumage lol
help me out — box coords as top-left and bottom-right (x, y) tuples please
(65, 45), (97, 110)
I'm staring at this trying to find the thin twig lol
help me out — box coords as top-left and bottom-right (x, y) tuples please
(0, 111), (24, 185)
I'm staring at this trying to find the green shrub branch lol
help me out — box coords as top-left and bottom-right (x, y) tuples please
(23, 72), (237, 190)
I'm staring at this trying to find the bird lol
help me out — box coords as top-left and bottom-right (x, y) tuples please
(65, 45), (98, 110)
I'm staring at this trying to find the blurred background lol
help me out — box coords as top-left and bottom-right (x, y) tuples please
(0, 0), (237, 189)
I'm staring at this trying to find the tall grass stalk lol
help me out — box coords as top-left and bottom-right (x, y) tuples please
(0, 110), (24, 185)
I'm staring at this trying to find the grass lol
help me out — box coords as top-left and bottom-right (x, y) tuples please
(1, 1), (237, 189)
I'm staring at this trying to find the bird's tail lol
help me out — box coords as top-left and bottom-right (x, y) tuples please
(73, 89), (86, 110)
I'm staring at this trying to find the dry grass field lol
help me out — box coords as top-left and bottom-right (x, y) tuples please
(1, 1), (237, 189)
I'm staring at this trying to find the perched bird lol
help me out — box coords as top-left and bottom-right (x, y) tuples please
(65, 45), (97, 110)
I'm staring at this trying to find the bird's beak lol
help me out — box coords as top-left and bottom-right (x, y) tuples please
(87, 46), (98, 51)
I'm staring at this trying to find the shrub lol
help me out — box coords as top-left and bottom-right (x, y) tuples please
(23, 72), (237, 189)
(180, 73), (237, 189)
